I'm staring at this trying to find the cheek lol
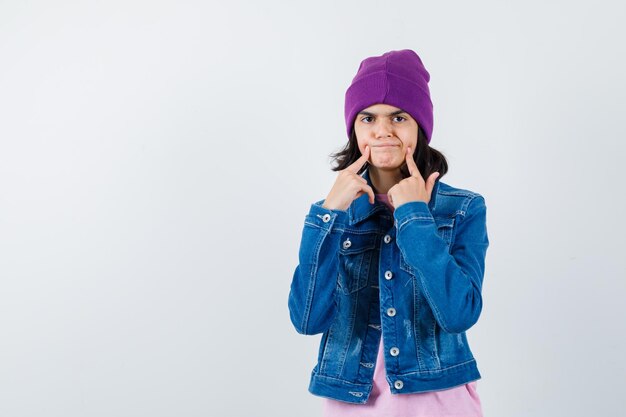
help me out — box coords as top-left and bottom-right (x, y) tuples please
(401, 139), (417, 153)
(355, 136), (368, 152)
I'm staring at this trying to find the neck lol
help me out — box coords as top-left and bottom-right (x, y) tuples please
(369, 166), (404, 194)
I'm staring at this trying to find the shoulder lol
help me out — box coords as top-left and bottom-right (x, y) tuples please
(435, 180), (486, 216)
(437, 180), (484, 199)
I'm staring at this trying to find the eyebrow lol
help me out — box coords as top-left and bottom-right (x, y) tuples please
(357, 109), (407, 117)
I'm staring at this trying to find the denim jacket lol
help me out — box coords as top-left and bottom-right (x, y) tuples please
(287, 167), (490, 404)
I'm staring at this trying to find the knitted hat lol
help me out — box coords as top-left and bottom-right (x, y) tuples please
(344, 49), (434, 143)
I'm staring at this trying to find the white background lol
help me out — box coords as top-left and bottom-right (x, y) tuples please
(1, 1), (625, 416)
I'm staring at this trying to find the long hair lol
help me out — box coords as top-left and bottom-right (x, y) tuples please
(329, 126), (449, 181)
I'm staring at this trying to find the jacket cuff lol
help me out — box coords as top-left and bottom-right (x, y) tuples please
(308, 200), (349, 231)
(393, 200), (434, 229)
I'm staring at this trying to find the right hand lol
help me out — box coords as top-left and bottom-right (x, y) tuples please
(322, 145), (375, 211)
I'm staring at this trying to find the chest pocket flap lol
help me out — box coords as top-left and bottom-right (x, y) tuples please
(337, 232), (377, 294)
(434, 217), (455, 246)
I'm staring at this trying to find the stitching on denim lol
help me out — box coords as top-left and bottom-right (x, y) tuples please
(360, 250), (374, 292)
(319, 330), (331, 374)
(449, 194), (481, 219)
(397, 216), (456, 244)
(305, 220), (346, 235)
(312, 373), (371, 388)
(396, 242), (452, 334)
(301, 228), (328, 334)
(399, 255), (412, 273)
(339, 248), (373, 294)
(350, 206), (387, 224)
(316, 358), (477, 381)
(396, 358), (477, 375)
(397, 215), (434, 231)
(415, 265), (451, 333)
(412, 277), (424, 369)
(340, 243), (376, 256)
(431, 319), (441, 368)
(341, 228), (379, 235)
(337, 289), (359, 376)
(438, 189), (478, 197)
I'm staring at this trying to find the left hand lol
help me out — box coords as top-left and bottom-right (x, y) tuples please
(387, 146), (440, 208)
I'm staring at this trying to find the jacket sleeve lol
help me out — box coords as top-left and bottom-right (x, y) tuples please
(287, 201), (348, 335)
(393, 194), (489, 334)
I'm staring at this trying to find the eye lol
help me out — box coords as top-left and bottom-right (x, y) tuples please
(393, 116), (407, 122)
(360, 116), (374, 123)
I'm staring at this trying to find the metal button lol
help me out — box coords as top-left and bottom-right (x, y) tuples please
(394, 380), (404, 389)
(384, 234), (391, 243)
(342, 238), (352, 249)
(384, 271), (393, 280)
(322, 213), (331, 223)
(387, 307), (396, 317)
(390, 347), (400, 356)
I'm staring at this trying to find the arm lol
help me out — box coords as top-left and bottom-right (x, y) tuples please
(394, 195), (489, 334)
(287, 201), (348, 335)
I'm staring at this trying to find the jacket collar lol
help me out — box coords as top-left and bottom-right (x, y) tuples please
(348, 167), (440, 225)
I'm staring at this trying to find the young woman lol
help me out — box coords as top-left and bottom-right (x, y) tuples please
(288, 49), (489, 417)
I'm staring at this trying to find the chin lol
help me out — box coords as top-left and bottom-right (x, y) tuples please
(371, 158), (402, 168)
(371, 163), (403, 171)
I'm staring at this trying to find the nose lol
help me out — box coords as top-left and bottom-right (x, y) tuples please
(374, 119), (394, 138)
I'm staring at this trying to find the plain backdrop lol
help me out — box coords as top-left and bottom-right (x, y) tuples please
(1, 1), (625, 416)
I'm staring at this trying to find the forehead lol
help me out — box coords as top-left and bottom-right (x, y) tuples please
(359, 103), (405, 114)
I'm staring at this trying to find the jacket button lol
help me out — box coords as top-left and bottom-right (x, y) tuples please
(322, 214), (331, 223)
(394, 380), (404, 389)
(342, 238), (352, 249)
(384, 234), (391, 243)
(387, 307), (396, 317)
(384, 271), (393, 280)
(390, 347), (400, 356)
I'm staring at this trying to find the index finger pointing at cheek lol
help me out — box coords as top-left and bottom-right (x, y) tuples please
(405, 146), (420, 178)
(346, 145), (370, 174)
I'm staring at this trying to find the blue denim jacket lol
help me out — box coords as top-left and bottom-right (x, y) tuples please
(287, 167), (490, 404)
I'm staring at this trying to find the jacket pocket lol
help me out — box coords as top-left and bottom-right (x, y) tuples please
(399, 218), (455, 273)
(434, 217), (456, 247)
(337, 232), (377, 295)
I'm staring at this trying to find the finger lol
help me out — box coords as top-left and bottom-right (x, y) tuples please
(405, 146), (421, 180)
(348, 173), (367, 186)
(426, 172), (440, 196)
(387, 185), (395, 207)
(366, 184), (375, 204)
(355, 184), (375, 204)
(345, 145), (370, 174)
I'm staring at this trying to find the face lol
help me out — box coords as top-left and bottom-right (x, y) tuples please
(353, 103), (418, 171)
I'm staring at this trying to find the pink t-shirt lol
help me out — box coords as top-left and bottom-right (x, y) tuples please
(322, 193), (483, 417)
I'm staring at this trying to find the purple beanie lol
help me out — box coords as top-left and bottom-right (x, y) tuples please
(344, 49), (434, 143)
